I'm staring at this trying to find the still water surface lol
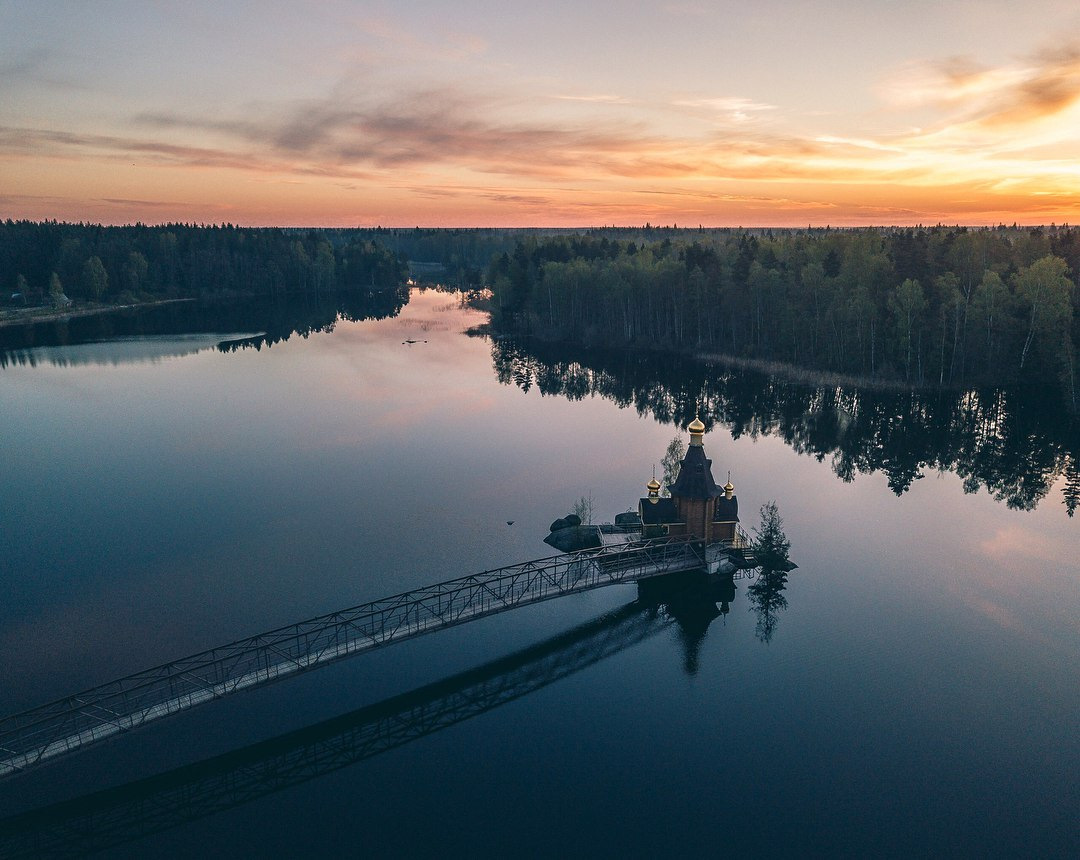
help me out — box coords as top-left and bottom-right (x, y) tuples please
(0, 289), (1077, 857)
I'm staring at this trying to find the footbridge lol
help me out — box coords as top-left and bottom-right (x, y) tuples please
(0, 536), (709, 780)
(0, 600), (677, 858)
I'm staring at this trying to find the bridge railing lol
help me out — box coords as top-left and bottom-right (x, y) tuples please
(0, 601), (673, 858)
(0, 536), (705, 779)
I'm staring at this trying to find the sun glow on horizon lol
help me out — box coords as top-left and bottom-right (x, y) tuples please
(4, 2), (1080, 226)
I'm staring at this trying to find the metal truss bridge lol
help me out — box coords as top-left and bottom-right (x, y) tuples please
(0, 600), (676, 858)
(0, 536), (707, 781)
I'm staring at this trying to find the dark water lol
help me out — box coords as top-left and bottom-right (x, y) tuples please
(0, 290), (1077, 857)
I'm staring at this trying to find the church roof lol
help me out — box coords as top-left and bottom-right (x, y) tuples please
(639, 497), (682, 524)
(669, 444), (722, 500)
(714, 496), (739, 522)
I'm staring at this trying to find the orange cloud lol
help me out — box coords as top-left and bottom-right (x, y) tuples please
(5, 44), (1080, 227)
(883, 42), (1080, 139)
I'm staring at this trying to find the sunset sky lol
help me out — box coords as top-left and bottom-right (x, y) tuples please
(4, 0), (1080, 226)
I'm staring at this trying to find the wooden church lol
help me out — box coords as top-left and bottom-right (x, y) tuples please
(639, 418), (739, 543)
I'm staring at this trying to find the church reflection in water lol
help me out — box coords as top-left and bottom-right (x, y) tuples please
(0, 568), (783, 858)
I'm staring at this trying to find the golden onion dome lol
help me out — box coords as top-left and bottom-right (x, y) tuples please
(647, 477), (661, 491)
(724, 480), (734, 492)
(688, 417), (705, 434)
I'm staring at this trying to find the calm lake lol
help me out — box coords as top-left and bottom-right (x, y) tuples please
(1, 288), (1077, 857)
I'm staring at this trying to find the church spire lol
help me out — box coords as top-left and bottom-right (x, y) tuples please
(669, 418), (721, 500)
(688, 416), (705, 447)
(646, 472), (661, 501)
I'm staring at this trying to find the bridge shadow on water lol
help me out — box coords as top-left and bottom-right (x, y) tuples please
(0, 573), (741, 858)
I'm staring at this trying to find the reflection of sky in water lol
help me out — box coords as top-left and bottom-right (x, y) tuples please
(0, 333), (263, 367)
(0, 289), (1076, 856)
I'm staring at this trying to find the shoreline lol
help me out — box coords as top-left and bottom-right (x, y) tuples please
(693, 351), (920, 393)
(0, 298), (196, 329)
(471, 319), (931, 394)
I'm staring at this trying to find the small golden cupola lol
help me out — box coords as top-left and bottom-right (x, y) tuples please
(688, 416), (706, 447)
(647, 476), (661, 502)
(725, 479), (734, 500)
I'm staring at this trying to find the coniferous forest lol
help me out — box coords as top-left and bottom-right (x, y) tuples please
(485, 226), (1080, 410)
(4, 221), (1079, 410)
(0, 221), (408, 306)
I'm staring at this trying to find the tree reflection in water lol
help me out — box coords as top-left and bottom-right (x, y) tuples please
(747, 569), (790, 644)
(7, 293), (1073, 516)
(0, 287), (410, 366)
(489, 337), (1080, 516)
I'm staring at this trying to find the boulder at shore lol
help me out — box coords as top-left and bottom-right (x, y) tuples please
(544, 524), (602, 552)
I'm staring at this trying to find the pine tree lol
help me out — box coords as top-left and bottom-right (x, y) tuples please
(753, 501), (791, 567)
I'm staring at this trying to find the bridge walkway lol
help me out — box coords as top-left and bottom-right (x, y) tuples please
(0, 536), (705, 779)
(0, 600), (672, 858)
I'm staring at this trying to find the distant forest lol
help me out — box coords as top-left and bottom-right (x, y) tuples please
(0, 221), (409, 304)
(485, 227), (1080, 411)
(4, 221), (1079, 410)
(0, 222), (724, 305)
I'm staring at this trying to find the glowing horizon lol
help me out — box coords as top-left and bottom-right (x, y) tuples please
(4, 1), (1080, 227)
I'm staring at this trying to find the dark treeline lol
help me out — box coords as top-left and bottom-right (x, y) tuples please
(488, 337), (1080, 516)
(485, 226), (1080, 411)
(0, 221), (592, 305)
(337, 227), (613, 288)
(0, 221), (408, 305)
(361, 226), (712, 286)
(7, 221), (1078, 411)
(317, 226), (737, 287)
(340, 228), (521, 288)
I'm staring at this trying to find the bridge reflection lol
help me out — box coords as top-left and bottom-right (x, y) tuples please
(0, 538), (704, 779)
(0, 575), (732, 858)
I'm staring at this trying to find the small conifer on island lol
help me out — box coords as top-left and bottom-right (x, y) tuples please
(753, 501), (792, 569)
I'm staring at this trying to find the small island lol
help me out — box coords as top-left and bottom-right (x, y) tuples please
(546, 417), (774, 575)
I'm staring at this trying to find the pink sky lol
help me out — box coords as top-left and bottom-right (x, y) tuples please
(4, 1), (1080, 226)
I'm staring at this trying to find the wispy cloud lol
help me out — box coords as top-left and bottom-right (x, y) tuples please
(0, 47), (91, 91)
(882, 42), (1080, 130)
(131, 87), (675, 181)
(6, 40), (1080, 226)
(0, 192), (246, 223)
(551, 94), (631, 104)
(674, 96), (778, 123)
(0, 125), (335, 176)
(813, 135), (905, 154)
(883, 56), (1029, 109)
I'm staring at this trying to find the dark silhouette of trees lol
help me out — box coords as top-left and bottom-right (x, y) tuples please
(0, 221), (409, 306)
(80, 256), (108, 301)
